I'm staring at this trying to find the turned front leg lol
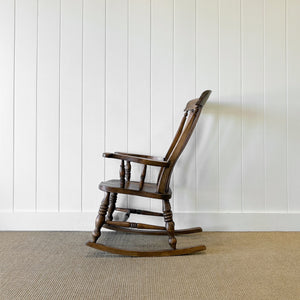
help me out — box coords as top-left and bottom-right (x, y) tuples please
(106, 193), (117, 221)
(92, 192), (110, 243)
(163, 199), (177, 249)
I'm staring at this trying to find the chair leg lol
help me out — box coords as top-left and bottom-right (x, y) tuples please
(163, 199), (177, 249)
(106, 193), (117, 221)
(92, 192), (110, 243)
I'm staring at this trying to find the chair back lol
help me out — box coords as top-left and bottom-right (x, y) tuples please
(157, 90), (211, 193)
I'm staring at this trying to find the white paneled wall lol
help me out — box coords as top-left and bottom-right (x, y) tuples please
(1, 0), (300, 231)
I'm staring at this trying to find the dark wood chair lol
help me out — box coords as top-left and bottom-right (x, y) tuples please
(86, 90), (212, 256)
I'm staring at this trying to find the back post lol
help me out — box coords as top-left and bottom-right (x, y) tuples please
(157, 90), (211, 193)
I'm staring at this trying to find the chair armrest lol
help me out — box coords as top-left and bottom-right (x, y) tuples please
(114, 152), (164, 161)
(103, 152), (169, 167)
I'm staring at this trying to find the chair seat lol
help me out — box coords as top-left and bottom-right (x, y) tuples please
(99, 180), (172, 200)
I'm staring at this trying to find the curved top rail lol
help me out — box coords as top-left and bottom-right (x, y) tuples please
(184, 90), (212, 111)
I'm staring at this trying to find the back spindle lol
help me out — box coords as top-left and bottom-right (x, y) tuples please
(139, 165), (147, 190)
(120, 160), (125, 187)
(125, 161), (131, 182)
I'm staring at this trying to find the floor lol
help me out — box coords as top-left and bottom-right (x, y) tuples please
(1, 231), (300, 300)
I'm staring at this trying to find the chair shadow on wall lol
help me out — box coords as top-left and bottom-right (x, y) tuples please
(191, 92), (288, 216)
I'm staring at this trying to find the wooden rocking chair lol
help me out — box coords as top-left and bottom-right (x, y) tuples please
(86, 90), (212, 256)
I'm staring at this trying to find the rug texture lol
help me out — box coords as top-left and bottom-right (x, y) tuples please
(1, 231), (299, 300)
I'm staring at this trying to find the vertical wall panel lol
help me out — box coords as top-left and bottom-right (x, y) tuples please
(150, 0), (173, 212)
(287, 0), (300, 211)
(264, 0), (287, 211)
(174, 0), (196, 212)
(60, 0), (83, 211)
(36, 0), (60, 212)
(82, 0), (105, 212)
(241, 0), (265, 211)
(128, 0), (151, 210)
(0, 0), (14, 211)
(14, 0), (38, 211)
(106, 0), (128, 208)
(219, 0), (242, 211)
(196, 0), (219, 211)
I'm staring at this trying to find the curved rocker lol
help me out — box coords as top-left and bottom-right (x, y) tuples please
(86, 241), (206, 257)
(87, 91), (212, 256)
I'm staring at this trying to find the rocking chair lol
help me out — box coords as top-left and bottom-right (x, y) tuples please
(86, 90), (212, 256)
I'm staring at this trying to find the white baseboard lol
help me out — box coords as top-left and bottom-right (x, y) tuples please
(1, 212), (300, 231)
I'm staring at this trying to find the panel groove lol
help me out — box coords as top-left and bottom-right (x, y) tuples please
(104, 0), (107, 181)
(58, 0), (61, 213)
(80, 0), (84, 212)
(171, 0), (175, 210)
(12, 0), (16, 212)
(194, 0), (197, 211)
(126, 0), (129, 208)
(285, 0), (289, 212)
(263, 0), (266, 212)
(218, 0), (221, 212)
(81, 0), (85, 212)
(35, 0), (39, 212)
(240, 0), (243, 212)
(149, 0), (152, 211)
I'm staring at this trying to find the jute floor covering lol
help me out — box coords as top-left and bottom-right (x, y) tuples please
(1, 231), (299, 300)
